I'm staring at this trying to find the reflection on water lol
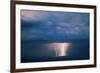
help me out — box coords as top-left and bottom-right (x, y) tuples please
(46, 43), (71, 57)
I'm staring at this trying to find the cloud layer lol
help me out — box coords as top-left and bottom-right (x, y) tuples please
(21, 10), (89, 41)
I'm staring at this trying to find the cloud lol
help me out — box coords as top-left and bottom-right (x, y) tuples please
(21, 10), (89, 40)
(21, 10), (48, 21)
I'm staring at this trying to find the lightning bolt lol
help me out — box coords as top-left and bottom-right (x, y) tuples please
(47, 43), (70, 57)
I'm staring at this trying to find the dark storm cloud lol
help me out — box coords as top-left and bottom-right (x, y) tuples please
(21, 10), (89, 41)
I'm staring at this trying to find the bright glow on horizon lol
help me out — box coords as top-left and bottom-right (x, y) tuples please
(47, 43), (71, 56)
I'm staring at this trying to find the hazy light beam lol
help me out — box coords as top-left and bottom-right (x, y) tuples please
(47, 43), (71, 57)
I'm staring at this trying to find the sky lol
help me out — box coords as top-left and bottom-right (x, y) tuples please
(21, 10), (89, 41)
(21, 10), (90, 63)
